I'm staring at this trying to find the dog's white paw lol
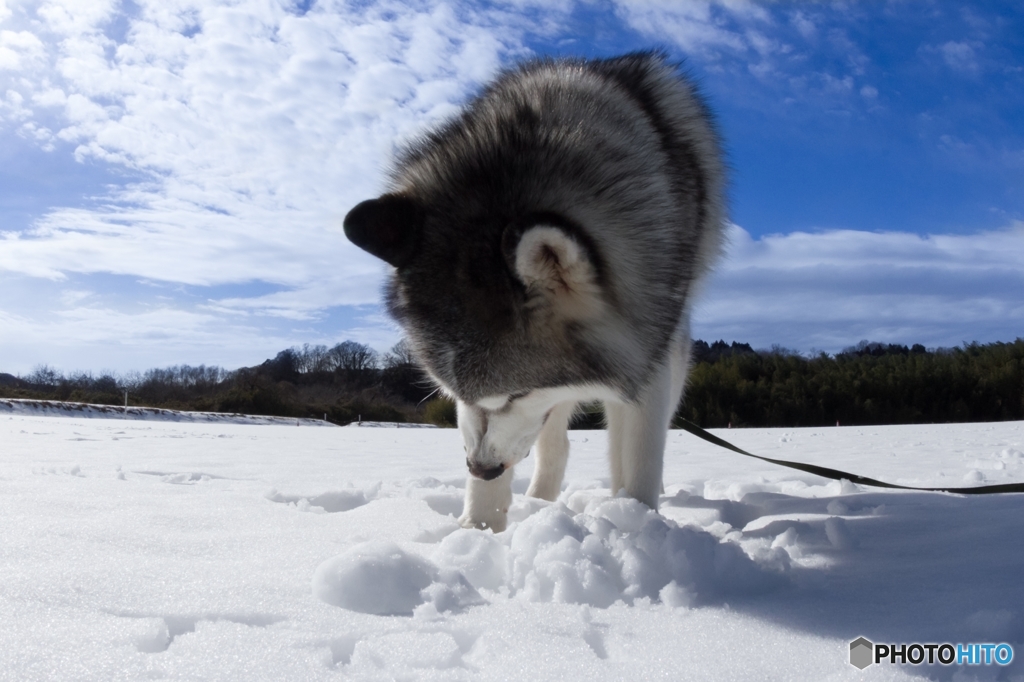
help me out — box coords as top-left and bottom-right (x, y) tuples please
(458, 512), (507, 533)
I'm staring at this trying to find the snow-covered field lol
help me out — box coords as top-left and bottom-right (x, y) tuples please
(2, 410), (1022, 681)
(0, 398), (334, 426)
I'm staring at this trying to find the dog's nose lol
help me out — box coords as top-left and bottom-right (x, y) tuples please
(466, 458), (506, 481)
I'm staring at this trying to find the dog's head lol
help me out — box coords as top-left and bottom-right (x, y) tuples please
(345, 194), (629, 478)
(344, 194), (614, 405)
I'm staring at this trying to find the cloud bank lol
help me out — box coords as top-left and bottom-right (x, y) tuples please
(696, 223), (1024, 352)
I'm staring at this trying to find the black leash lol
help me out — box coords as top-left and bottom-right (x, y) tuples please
(676, 419), (1024, 495)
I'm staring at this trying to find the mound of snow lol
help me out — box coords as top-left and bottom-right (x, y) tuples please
(520, 497), (782, 602)
(313, 541), (482, 616)
(315, 496), (786, 617)
(457, 497), (785, 608)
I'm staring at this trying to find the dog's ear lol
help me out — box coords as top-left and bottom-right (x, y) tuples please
(344, 194), (423, 268)
(509, 224), (603, 319)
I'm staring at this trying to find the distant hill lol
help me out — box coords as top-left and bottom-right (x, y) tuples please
(0, 373), (25, 388)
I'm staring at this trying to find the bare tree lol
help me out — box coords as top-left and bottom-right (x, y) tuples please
(382, 339), (415, 369)
(296, 343), (331, 373)
(330, 341), (378, 373)
(27, 365), (62, 386)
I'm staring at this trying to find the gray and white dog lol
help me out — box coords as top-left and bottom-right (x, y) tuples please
(344, 52), (725, 531)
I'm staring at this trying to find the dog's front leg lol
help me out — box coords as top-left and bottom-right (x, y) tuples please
(606, 326), (690, 508)
(459, 467), (513, 532)
(525, 400), (575, 501)
(607, 364), (679, 510)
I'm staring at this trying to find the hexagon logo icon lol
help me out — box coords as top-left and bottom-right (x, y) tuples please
(850, 637), (874, 669)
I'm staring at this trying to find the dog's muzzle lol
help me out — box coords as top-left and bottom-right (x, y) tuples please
(466, 458), (506, 481)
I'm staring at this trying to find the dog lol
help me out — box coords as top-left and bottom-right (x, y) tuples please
(344, 52), (725, 531)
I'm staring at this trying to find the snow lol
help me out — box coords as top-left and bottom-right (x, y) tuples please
(1, 398), (334, 426)
(313, 540), (484, 616)
(2, 409), (1023, 681)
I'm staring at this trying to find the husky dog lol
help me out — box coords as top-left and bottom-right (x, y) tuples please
(344, 52), (725, 531)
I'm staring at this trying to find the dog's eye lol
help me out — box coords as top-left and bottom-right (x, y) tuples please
(507, 391), (530, 403)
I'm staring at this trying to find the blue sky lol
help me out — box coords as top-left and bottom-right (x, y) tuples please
(0, 0), (1022, 373)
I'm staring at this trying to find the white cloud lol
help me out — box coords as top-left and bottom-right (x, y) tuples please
(0, 28), (44, 71)
(940, 40), (978, 73)
(790, 11), (815, 40)
(612, 0), (756, 56)
(694, 223), (1024, 351)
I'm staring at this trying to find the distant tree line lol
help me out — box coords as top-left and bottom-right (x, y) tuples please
(0, 340), (438, 425)
(2, 338), (1021, 428)
(678, 339), (1024, 428)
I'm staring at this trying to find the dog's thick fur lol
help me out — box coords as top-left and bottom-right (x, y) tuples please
(344, 52), (725, 531)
